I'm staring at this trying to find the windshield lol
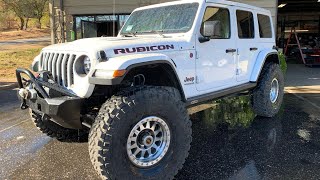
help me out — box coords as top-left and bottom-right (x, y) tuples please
(120, 3), (199, 35)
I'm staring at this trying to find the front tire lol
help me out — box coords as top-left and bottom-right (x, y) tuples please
(88, 86), (192, 180)
(251, 63), (284, 117)
(30, 110), (88, 142)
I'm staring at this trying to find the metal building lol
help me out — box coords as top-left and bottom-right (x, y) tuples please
(49, 0), (277, 44)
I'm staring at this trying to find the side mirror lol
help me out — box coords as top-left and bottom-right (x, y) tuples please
(201, 20), (221, 39)
(199, 21), (221, 43)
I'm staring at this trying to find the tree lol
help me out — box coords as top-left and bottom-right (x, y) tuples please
(32, 0), (49, 29)
(0, 2), (6, 30)
(1, 0), (34, 30)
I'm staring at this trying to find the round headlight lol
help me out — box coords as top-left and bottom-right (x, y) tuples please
(83, 56), (91, 74)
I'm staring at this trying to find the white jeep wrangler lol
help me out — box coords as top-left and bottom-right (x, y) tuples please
(16, 0), (284, 179)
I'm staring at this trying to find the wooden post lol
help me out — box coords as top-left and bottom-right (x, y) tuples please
(49, 0), (56, 44)
(60, 0), (65, 42)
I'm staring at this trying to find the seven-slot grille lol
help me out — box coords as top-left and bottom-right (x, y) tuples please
(39, 52), (77, 88)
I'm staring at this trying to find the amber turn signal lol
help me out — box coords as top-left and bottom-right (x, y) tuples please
(113, 70), (126, 77)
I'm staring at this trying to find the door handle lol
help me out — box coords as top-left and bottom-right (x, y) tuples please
(250, 47), (258, 51)
(226, 49), (236, 53)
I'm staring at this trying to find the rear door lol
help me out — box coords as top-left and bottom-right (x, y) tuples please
(235, 9), (259, 82)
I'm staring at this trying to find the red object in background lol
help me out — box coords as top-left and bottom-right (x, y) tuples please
(284, 27), (306, 65)
(313, 49), (320, 55)
(307, 49), (320, 64)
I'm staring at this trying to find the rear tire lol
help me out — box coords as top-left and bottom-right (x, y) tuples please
(88, 86), (192, 180)
(251, 63), (284, 117)
(30, 110), (88, 142)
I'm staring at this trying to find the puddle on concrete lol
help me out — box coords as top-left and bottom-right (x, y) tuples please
(178, 95), (285, 180)
(191, 95), (256, 129)
(176, 94), (320, 179)
(3, 94), (320, 179)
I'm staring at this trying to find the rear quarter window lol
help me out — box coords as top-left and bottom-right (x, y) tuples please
(258, 14), (272, 38)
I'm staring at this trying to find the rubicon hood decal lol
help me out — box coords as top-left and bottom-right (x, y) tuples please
(114, 44), (175, 55)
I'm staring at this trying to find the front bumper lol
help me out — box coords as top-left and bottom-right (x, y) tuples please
(16, 68), (83, 129)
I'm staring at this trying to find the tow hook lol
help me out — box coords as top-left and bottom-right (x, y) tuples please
(20, 100), (28, 110)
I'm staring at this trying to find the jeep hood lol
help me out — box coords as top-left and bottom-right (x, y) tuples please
(42, 37), (190, 58)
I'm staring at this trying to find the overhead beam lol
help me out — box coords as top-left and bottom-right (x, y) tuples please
(279, 0), (318, 3)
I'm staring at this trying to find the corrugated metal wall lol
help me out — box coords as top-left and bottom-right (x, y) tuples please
(61, 0), (276, 17)
(233, 0), (277, 27)
(63, 0), (169, 15)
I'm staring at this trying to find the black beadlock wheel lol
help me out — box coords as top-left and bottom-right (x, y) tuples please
(251, 63), (284, 117)
(88, 86), (192, 180)
(30, 110), (88, 142)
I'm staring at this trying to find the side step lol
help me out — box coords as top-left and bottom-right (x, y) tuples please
(186, 83), (257, 107)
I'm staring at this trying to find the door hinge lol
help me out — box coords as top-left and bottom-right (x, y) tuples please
(236, 69), (241, 75)
(195, 51), (199, 59)
(195, 76), (200, 84)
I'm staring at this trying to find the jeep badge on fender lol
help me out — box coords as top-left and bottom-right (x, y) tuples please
(15, 0), (283, 179)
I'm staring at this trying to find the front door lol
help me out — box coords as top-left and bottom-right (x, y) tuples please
(196, 5), (236, 91)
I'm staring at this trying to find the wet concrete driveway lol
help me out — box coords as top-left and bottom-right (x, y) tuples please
(1, 88), (320, 179)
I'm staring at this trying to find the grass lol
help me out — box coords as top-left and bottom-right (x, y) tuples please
(0, 43), (49, 51)
(0, 29), (50, 41)
(0, 48), (42, 82)
(279, 52), (288, 74)
(0, 28), (49, 82)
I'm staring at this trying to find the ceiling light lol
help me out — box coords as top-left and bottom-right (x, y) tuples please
(284, 30), (309, 33)
(278, 3), (287, 8)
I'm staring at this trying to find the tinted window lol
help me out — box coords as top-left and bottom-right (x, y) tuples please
(236, 10), (254, 39)
(201, 7), (230, 39)
(258, 14), (272, 38)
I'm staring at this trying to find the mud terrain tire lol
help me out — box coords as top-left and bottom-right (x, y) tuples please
(251, 63), (284, 117)
(30, 110), (87, 142)
(88, 86), (192, 180)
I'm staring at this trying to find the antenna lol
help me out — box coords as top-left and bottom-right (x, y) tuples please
(113, 0), (116, 36)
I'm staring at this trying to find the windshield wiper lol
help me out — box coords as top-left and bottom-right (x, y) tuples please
(135, 30), (166, 37)
(151, 30), (165, 37)
(121, 32), (137, 37)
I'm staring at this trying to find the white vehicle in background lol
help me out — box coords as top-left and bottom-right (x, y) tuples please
(16, 0), (284, 179)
